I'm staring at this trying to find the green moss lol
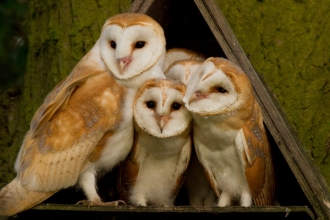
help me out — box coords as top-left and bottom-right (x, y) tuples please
(216, 0), (330, 185)
(22, 0), (131, 120)
(0, 88), (22, 188)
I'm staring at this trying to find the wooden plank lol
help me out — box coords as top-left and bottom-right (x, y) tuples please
(193, 0), (330, 219)
(15, 204), (314, 220)
(128, 0), (152, 13)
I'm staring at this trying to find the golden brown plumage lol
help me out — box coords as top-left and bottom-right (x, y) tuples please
(1, 65), (122, 215)
(20, 69), (124, 191)
(241, 101), (275, 206)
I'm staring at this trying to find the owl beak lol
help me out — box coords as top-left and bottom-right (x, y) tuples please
(118, 56), (132, 73)
(189, 91), (208, 104)
(157, 115), (170, 133)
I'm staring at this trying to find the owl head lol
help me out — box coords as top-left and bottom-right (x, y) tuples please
(183, 57), (254, 123)
(162, 48), (205, 72)
(99, 13), (166, 88)
(165, 59), (203, 85)
(133, 79), (192, 138)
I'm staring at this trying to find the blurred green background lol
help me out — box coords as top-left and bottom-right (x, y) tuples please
(0, 0), (27, 90)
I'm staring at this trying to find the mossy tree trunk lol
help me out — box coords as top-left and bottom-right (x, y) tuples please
(0, 0), (131, 188)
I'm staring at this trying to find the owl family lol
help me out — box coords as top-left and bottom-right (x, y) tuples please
(0, 13), (166, 216)
(118, 79), (192, 206)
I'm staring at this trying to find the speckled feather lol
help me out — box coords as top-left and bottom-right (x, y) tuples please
(0, 65), (124, 215)
(241, 101), (275, 206)
(19, 69), (124, 191)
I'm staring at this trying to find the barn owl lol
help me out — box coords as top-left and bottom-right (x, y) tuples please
(183, 57), (275, 207)
(0, 13), (166, 216)
(162, 48), (205, 72)
(165, 59), (203, 85)
(165, 60), (217, 206)
(118, 79), (192, 206)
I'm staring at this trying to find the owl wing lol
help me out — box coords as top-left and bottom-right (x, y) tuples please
(171, 136), (192, 198)
(30, 67), (97, 135)
(17, 65), (124, 192)
(117, 132), (143, 204)
(238, 101), (276, 206)
(193, 138), (221, 198)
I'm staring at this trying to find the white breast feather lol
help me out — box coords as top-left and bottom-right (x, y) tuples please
(193, 115), (250, 199)
(130, 136), (190, 206)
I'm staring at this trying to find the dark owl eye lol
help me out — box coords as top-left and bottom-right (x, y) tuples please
(216, 86), (228, 93)
(110, 41), (116, 49)
(146, 101), (155, 109)
(172, 102), (181, 110)
(135, 41), (146, 49)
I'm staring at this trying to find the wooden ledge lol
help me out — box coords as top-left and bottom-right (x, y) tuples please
(13, 204), (315, 220)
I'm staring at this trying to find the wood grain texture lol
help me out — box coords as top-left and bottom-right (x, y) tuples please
(19, 204), (315, 220)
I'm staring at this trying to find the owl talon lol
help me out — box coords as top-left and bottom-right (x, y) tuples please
(77, 199), (126, 206)
(76, 200), (92, 206)
(113, 200), (126, 206)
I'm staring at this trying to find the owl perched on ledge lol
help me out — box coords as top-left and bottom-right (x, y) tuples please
(183, 57), (275, 207)
(0, 13), (166, 216)
(118, 79), (192, 206)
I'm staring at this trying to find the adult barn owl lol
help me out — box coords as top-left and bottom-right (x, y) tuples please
(0, 13), (166, 216)
(118, 79), (192, 206)
(165, 60), (217, 206)
(183, 57), (275, 207)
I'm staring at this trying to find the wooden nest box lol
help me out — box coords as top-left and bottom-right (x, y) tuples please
(14, 0), (330, 219)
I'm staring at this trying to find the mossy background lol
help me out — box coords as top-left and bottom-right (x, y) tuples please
(0, 0), (329, 194)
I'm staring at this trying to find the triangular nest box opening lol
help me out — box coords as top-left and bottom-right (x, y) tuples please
(128, 0), (330, 219)
(141, 0), (309, 205)
(134, 0), (309, 206)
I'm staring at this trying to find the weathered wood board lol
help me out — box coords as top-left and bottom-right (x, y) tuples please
(11, 204), (314, 220)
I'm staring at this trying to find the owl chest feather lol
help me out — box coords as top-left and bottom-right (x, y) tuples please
(130, 132), (190, 205)
(139, 133), (186, 158)
(193, 114), (248, 194)
(136, 135), (186, 184)
(193, 115), (239, 149)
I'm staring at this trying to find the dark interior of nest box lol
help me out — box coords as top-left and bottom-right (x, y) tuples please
(43, 0), (312, 213)
(144, 0), (226, 58)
